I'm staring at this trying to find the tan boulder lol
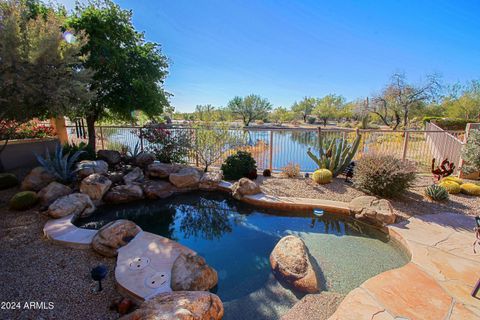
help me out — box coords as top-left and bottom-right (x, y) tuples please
(104, 184), (144, 204)
(80, 173), (112, 202)
(76, 160), (109, 178)
(97, 149), (121, 165)
(270, 235), (319, 293)
(171, 253), (218, 291)
(119, 291), (223, 320)
(231, 177), (261, 200)
(123, 167), (144, 185)
(147, 163), (182, 179)
(21, 167), (56, 191)
(47, 193), (95, 219)
(199, 171), (223, 191)
(38, 181), (72, 207)
(169, 167), (201, 189)
(143, 180), (176, 199)
(134, 152), (156, 168)
(91, 220), (141, 257)
(349, 196), (396, 226)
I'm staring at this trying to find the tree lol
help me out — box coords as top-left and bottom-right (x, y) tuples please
(68, 0), (170, 149)
(194, 104), (216, 122)
(192, 123), (245, 172)
(313, 94), (345, 126)
(443, 81), (480, 120)
(270, 107), (294, 124)
(0, 0), (93, 170)
(367, 73), (441, 130)
(227, 94), (272, 126)
(291, 97), (316, 122)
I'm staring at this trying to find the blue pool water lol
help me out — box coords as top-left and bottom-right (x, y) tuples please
(75, 192), (409, 304)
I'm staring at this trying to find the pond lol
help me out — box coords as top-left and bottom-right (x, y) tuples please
(75, 191), (409, 318)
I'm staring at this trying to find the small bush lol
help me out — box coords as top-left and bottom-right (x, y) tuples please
(460, 183), (480, 196)
(461, 129), (480, 174)
(142, 125), (192, 164)
(281, 162), (300, 178)
(424, 184), (449, 201)
(262, 169), (271, 177)
(438, 181), (461, 194)
(353, 154), (416, 197)
(0, 173), (18, 190)
(312, 169), (333, 184)
(423, 117), (469, 131)
(307, 116), (316, 124)
(221, 151), (257, 180)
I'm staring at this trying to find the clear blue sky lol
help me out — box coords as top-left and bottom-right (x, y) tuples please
(58, 0), (480, 112)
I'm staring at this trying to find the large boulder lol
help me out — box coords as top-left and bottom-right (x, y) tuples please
(147, 163), (182, 179)
(270, 235), (319, 293)
(80, 174), (112, 202)
(0, 173), (18, 190)
(169, 167), (201, 189)
(91, 220), (141, 257)
(231, 178), (261, 200)
(107, 171), (124, 184)
(349, 196), (396, 226)
(171, 253), (218, 291)
(76, 160), (109, 178)
(9, 191), (38, 211)
(119, 291), (223, 320)
(199, 171), (222, 191)
(134, 152), (156, 168)
(47, 193), (95, 219)
(123, 167), (144, 185)
(38, 181), (72, 208)
(97, 149), (122, 165)
(143, 180), (176, 199)
(21, 167), (56, 191)
(104, 184), (144, 204)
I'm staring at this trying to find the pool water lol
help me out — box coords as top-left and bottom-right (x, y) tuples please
(75, 191), (409, 307)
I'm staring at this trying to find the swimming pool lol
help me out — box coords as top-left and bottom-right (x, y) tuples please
(75, 191), (409, 319)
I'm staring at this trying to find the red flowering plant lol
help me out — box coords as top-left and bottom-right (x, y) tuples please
(0, 120), (55, 141)
(141, 123), (192, 164)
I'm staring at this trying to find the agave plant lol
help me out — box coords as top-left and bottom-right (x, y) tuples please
(425, 184), (449, 201)
(35, 143), (85, 184)
(127, 141), (141, 158)
(307, 130), (361, 177)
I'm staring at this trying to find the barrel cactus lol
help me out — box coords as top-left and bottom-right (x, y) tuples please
(424, 184), (449, 201)
(438, 180), (461, 194)
(440, 176), (463, 185)
(307, 130), (361, 177)
(9, 191), (38, 210)
(460, 183), (480, 196)
(312, 169), (333, 184)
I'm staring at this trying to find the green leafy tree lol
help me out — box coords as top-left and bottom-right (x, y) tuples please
(443, 81), (480, 120)
(313, 94), (345, 126)
(227, 94), (272, 126)
(291, 97), (316, 122)
(68, 0), (170, 149)
(194, 104), (216, 122)
(461, 129), (480, 174)
(270, 107), (294, 124)
(0, 0), (93, 170)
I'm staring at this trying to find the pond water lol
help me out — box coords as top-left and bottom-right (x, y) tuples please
(75, 191), (409, 307)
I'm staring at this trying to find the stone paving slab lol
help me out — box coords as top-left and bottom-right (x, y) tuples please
(43, 214), (96, 249)
(115, 231), (195, 303)
(329, 212), (480, 320)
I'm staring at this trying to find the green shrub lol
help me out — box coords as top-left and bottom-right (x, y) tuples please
(0, 173), (18, 190)
(142, 125), (192, 164)
(461, 129), (480, 174)
(312, 169), (333, 184)
(353, 154), (416, 197)
(9, 191), (38, 210)
(423, 117), (469, 131)
(307, 116), (316, 124)
(424, 184), (449, 201)
(221, 151), (257, 180)
(63, 142), (96, 161)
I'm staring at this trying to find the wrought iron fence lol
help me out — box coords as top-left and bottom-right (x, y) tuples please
(65, 124), (465, 173)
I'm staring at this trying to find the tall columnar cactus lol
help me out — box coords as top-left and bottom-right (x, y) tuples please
(307, 130), (361, 177)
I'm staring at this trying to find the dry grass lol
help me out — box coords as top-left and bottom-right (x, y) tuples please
(257, 173), (480, 221)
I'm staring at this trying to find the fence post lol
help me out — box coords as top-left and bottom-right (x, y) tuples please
(402, 131), (409, 160)
(139, 128), (144, 152)
(99, 126), (105, 150)
(269, 130), (273, 171)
